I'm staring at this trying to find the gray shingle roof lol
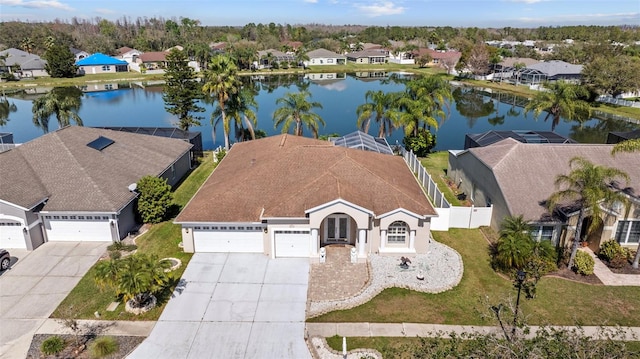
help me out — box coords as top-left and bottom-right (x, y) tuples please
(526, 60), (583, 77)
(0, 126), (192, 212)
(468, 138), (640, 221)
(0, 48), (47, 70)
(307, 48), (346, 59)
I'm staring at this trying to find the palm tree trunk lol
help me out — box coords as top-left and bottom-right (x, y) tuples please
(568, 208), (585, 268)
(221, 111), (230, 150)
(633, 242), (640, 269)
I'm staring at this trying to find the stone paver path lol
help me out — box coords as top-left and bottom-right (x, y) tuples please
(308, 246), (369, 302)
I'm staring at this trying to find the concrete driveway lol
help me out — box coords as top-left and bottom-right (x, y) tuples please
(0, 242), (108, 359)
(128, 253), (311, 359)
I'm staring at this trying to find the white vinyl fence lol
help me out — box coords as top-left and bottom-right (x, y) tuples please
(402, 149), (492, 230)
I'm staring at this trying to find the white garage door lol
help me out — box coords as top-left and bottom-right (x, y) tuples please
(193, 229), (264, 253)
(45, 217), (112, 242)
(0, 221), (26, 249)
(275, 230), (310, 257)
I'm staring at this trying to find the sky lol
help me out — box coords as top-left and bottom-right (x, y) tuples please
(0, 0), (638, 28)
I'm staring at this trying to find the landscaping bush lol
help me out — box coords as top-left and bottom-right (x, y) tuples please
(573, 251), (595, 275)
(108, 250), (122, 260)
(107, 242), (137, 252)
(599, 240), (624, 262)
(402, 128), (437, 157)
(89, 336), (119, 358)
(136, 176), (173, 224)
(41, 335), (66, 355)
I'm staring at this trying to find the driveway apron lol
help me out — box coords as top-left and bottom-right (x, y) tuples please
(128, 253), (311, 359)
(0, 242), (108, 359)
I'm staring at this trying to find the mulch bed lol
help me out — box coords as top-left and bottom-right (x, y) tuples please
(547, 266), (603, 285)
(606, 262), (640, 275)
(27, 334), (144, 359)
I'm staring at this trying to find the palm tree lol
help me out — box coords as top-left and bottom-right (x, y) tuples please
(32, 87), (83, 132)
(202, 55), (240, 150)
(21, 37), (34, 53)
(213, 86), (259, 142)
(548, 157), (630, 268)
(524, 81), (591, 131)
(273, 90), (324, 138)
(612, 139), (640, 155)
(396, 76), (452, 136)
(356, 90), (399, 137)
(0, 97), (18, 126)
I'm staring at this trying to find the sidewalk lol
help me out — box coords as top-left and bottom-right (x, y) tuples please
(35, 319), (155, 337)
(306, 322), (640, 341)
(582, 248), (640, 286)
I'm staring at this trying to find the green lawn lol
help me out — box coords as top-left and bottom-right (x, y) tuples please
(51, 154), (217, 321)
(419, 151), (463, 206)
(309, 228), (640, 326)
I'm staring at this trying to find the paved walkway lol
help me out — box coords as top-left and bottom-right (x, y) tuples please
(582, 248), (640, 286)
(308, 246), (369, 301)
(306, 322), (640, 341)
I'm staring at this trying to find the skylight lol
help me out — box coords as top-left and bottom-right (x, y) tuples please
(87, 136), (115, 151)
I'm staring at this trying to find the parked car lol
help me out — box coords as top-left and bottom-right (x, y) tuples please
(0, 249), (10, 271)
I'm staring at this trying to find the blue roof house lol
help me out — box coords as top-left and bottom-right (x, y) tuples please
(76, 53), (129, 75)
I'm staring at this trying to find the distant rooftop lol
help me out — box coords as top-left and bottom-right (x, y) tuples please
(330, 131), (393, 155)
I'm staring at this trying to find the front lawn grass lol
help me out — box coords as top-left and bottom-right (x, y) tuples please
(51, 154), (217, 321)
(309, 228), (640, 326)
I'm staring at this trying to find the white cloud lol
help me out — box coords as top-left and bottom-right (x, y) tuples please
(303, 0), (318, 3)
(95, 8), (116, 15)
(517, 12), (639, 24)
(355, 1), (405, 17)
(0, 0), (72, 11)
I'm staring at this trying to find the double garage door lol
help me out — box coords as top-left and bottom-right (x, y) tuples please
(0, 221), (26, 249)
(193, 229), (264, 253)
(44, 217), (113, 242)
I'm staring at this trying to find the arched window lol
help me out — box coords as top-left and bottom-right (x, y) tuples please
(388, 221), (408, 243)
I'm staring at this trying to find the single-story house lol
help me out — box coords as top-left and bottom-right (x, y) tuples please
(0, 48), (49, 78)
(517, 60), (583, 85)
(464, 130), (575, 150)
(137, 51), (169, 70)
(305, 48), (346, 66)
(491, 57), (540, 81)
(256, 49), (296, 68)
(115, 47), (142, 64)
(70, 47), (90, 62)
(412, 49), (461, 73)
(175, 134), (438, 260)
(347, 50), (387, 64)
(0, 126), (192, 250)
(209, 42), (227, 54)
(448, 138), (640, 250)
(76, 53), (129, 74)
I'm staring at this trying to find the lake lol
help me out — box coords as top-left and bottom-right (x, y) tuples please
(2, 72), (638, 150)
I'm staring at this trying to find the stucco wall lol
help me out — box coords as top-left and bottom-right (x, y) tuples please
(117, 199), (138, 240)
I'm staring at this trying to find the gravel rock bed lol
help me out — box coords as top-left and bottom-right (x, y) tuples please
(27, 334), (144, 359)
(308, 240), (463, 318)
(308, 336), (382, 359)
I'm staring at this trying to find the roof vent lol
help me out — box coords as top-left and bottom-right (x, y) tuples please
(87, 136), (115, 151)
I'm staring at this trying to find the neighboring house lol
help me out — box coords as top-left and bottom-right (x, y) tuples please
(347, 49), (387, 64)
(137, 51), (169, 70)
(175, 135), (438, 260)
(448, 138), (640, 250)
(492, 57), (540, 81)
(0, 126), (192, 250)
(464, 130), (575, 150)
(209, 41), (227, 54)
(76, 53), (129, 74)
(330, 131), (394, 155)
(0, 48), (48, 78)
(517, 60), (583, 85)
(256, 49), (296, 68)
(0, 133), (15, 153)
(70, 47), (90, 62)
(115, 46), (142, 63)
(387, 40), (415, 65)
(412, 48), (461, 73)
(305, 48), (346, 66)
(607, 129), (640, 144)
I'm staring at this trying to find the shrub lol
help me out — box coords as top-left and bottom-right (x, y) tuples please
(573, 251), (595, 275)
(136, 176), (173, 224)
(599, 240), (624, 262)
(41, 335), (66, 355)
(108, 250), (121, 260)
(107, 242), (137, 252)
(215, 149), (226, 163)
(89, 336), (119, 358)
(402, 128), (437, 157)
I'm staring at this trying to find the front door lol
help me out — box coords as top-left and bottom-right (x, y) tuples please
(325, 215), (349, 243)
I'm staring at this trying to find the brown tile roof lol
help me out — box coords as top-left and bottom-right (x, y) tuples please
(116, 47), (134, 56)
(176, 135), (436, 223)
(468, 138), (640, 221)
(498, 57), (540, 67)
(414, 48), (462, 60)
(0, 127), (192, 212)
(139, 52), (167, 63)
